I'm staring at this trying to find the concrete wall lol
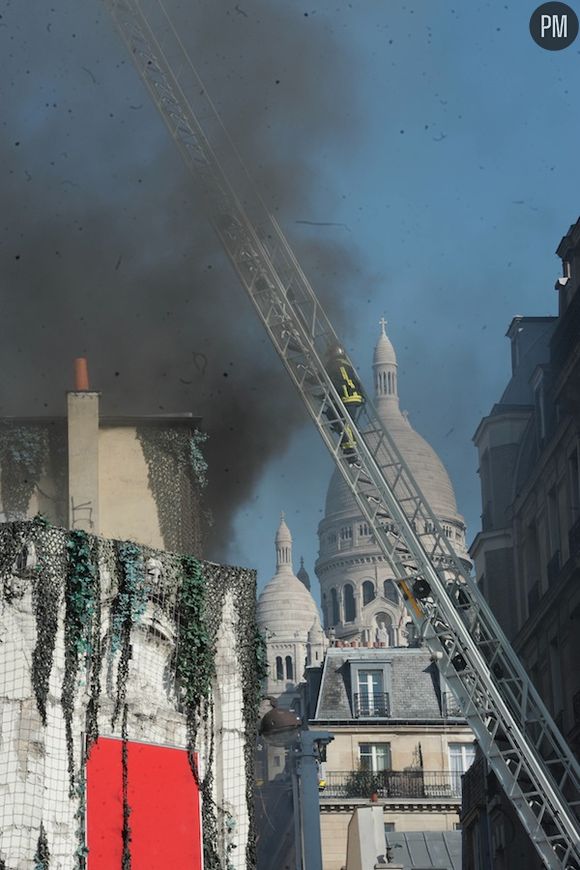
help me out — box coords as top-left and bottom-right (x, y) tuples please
(98, 425), (164, 548)
(325, 725), (474, 773)
(0, 522), (255, 869)
(321, 807), (459, 870)
(0, 412), (204, 556)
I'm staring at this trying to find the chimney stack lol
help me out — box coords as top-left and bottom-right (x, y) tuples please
(67, 358), (100, 533)
(74, 357), (90, 391)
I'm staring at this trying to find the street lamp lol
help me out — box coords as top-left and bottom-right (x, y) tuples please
(259, 699), (333, 870)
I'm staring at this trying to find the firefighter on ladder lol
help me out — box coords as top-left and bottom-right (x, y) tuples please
(324, 343), (365, 462)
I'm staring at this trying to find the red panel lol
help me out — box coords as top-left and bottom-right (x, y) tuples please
(86, 737), (202, 869)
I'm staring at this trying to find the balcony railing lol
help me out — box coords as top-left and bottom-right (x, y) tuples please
(353, 693), (390, 718)
(322, 769), (462, 800)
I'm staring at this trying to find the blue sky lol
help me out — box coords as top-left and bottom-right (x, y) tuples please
(1, 1), (579, 604)
(226, 2), (580, 599)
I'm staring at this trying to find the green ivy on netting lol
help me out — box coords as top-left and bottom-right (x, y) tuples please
(110, 541), (147, 728)
(62, 530), (99, 790)
(33, 823), (50, 870)
(175, 556), (214, 710)
(174, 555), (222, 869)
(0, 423), (49, 520)
(31, 549), (59, 726)
(121, 704), (132, 870)
(0, 521), (262, 870)
(136, 425), (208, 554)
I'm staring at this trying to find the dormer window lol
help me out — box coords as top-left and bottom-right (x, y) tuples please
(355, 669), (389, 717)
(349, 661), (392, 718)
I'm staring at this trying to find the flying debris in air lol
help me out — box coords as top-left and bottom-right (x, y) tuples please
(81, 66), (97, 84)
(192, 352), (208, 375)
(295, 220), (351, 231)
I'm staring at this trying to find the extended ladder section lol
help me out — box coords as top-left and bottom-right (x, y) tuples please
(104, 2), (580, 866)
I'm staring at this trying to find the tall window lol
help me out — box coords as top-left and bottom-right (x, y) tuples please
(359, 743), (391, 772)
(383, 579), (398, 604)
(569, 447), (580, 521)
(275, 656), (284, 680)
(449, 743), (476, 794)
(549, 636), (563, 720)
(339, 525), (353, 543)
(356, 670), (386, 716)
(547, 487), (561, 557)
(285, 655), (294, 681)
(362, 580), (375, 606)
(343, 583), (356, 622)
(331, 588), (340, 624)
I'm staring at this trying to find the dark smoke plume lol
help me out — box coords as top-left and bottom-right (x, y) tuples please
(0, 0), (365, 557)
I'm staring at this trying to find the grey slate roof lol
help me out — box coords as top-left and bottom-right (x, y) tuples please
(314, 647), (461, 720)
(386, 831), (462, 870)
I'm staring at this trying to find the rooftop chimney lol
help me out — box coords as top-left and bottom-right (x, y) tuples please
(74, 357), (90, 391)
(67, 358), (99, 533)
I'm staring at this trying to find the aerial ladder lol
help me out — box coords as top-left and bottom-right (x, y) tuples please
(103, 2), (580, 866)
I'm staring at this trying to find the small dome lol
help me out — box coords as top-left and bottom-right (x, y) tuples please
(297, 557), (311, 591)
(257, 575), (319, 638)
(258, 515), (320, 639)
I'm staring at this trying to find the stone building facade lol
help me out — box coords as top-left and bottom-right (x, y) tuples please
(0, 364), (261, 868)
(316, 323), (470, 645)
(464, 217), (580, 867)
(0, 365), (207, 554)
(305, 646), (474, 870)
(0, 520), (260, 869)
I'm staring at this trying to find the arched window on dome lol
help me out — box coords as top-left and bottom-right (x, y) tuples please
(383, 579), (399, 604)
(362, 580), (376, 606)
(343, 584), (356, 622)
(276, 656), (284, 680)
(387, 371), (392, 394)
(285, 655), (294, 681)
(331, 588), (340, 624)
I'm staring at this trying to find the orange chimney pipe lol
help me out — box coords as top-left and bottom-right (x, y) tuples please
(74, 357), (90, 391)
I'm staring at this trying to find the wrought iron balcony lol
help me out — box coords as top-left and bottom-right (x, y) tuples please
(353, 693), (390, 718)
(321, 769), (462, 800)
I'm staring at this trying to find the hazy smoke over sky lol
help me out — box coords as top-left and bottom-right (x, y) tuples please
(0, 0), (366, 556)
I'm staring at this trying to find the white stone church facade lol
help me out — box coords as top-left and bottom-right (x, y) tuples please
(257, 322), (471, 690)
(316, 322), (470, 645)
